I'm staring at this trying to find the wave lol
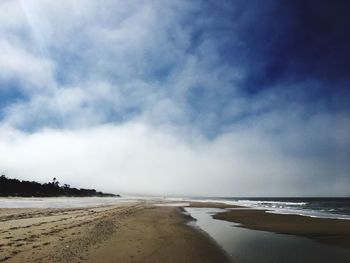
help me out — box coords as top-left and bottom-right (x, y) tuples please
(180, 197), (350, 220)
(236, 200), (308, 206)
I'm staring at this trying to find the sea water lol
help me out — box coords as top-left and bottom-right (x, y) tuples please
(183, 197), (350, 220)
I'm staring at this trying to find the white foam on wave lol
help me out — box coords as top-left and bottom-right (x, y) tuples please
(265, 208), (350, 220)
(236, 200), (307, 206)
(174, 198), (350, 221)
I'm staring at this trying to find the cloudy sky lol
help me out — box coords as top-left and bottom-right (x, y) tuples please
(0, 0), (349, 197)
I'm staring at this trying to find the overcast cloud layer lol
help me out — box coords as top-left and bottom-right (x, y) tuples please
(0, 0), (349, 196)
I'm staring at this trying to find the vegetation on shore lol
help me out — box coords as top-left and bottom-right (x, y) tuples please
(0, 175), (119, 197)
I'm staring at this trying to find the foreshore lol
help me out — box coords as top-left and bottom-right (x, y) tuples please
(2, 199), (350, 263)
(211, 205), (350, 249)
(0, 201), (231, 263)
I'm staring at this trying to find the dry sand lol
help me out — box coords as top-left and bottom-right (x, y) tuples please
(0, 202), (231, 263)
(213, 208), (350, 249)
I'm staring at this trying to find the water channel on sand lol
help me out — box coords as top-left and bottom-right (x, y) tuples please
(185, 207), (350, 263)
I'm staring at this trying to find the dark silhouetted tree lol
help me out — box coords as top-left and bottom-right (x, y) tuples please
(0, 175), (119, 197)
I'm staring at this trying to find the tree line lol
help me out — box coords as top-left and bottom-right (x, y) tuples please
(0, 175), (119, 197)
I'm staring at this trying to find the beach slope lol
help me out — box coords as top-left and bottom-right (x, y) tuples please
(0, 202), (230, 263)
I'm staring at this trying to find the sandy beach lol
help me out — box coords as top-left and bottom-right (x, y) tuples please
(2, 199), (350, 263)
(0, 201), (231, 263)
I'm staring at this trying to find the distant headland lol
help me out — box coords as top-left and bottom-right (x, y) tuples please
(0, 175), (119, 197)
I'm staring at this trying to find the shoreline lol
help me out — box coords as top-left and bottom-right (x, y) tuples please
(185, 204), (350, 263)
(0, 201), (231, 263)
(183, 199), (350, 221)
(2, 198), (350, 262)
(210, 205), (350, 250)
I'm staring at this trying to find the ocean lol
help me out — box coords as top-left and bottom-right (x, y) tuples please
(188, 197), (350, 219)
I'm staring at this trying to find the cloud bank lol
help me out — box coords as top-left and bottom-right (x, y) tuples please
(0, 0), (349, 196)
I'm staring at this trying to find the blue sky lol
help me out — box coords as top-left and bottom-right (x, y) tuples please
(0, 0), (349, 196)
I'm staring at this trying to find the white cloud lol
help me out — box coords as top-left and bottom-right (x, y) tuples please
(0, 40), (55, 90)
(0, 0), (349, 197)
(0, 0), (205, 129)
(0, 115), (349, 196)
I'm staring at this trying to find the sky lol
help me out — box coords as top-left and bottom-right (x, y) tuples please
(0, 0), (349, 197)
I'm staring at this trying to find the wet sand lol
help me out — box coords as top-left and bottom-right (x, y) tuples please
(213, 207), (350, 249)
(0, 202), (231, 263)
(189, 202), (243, 209)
